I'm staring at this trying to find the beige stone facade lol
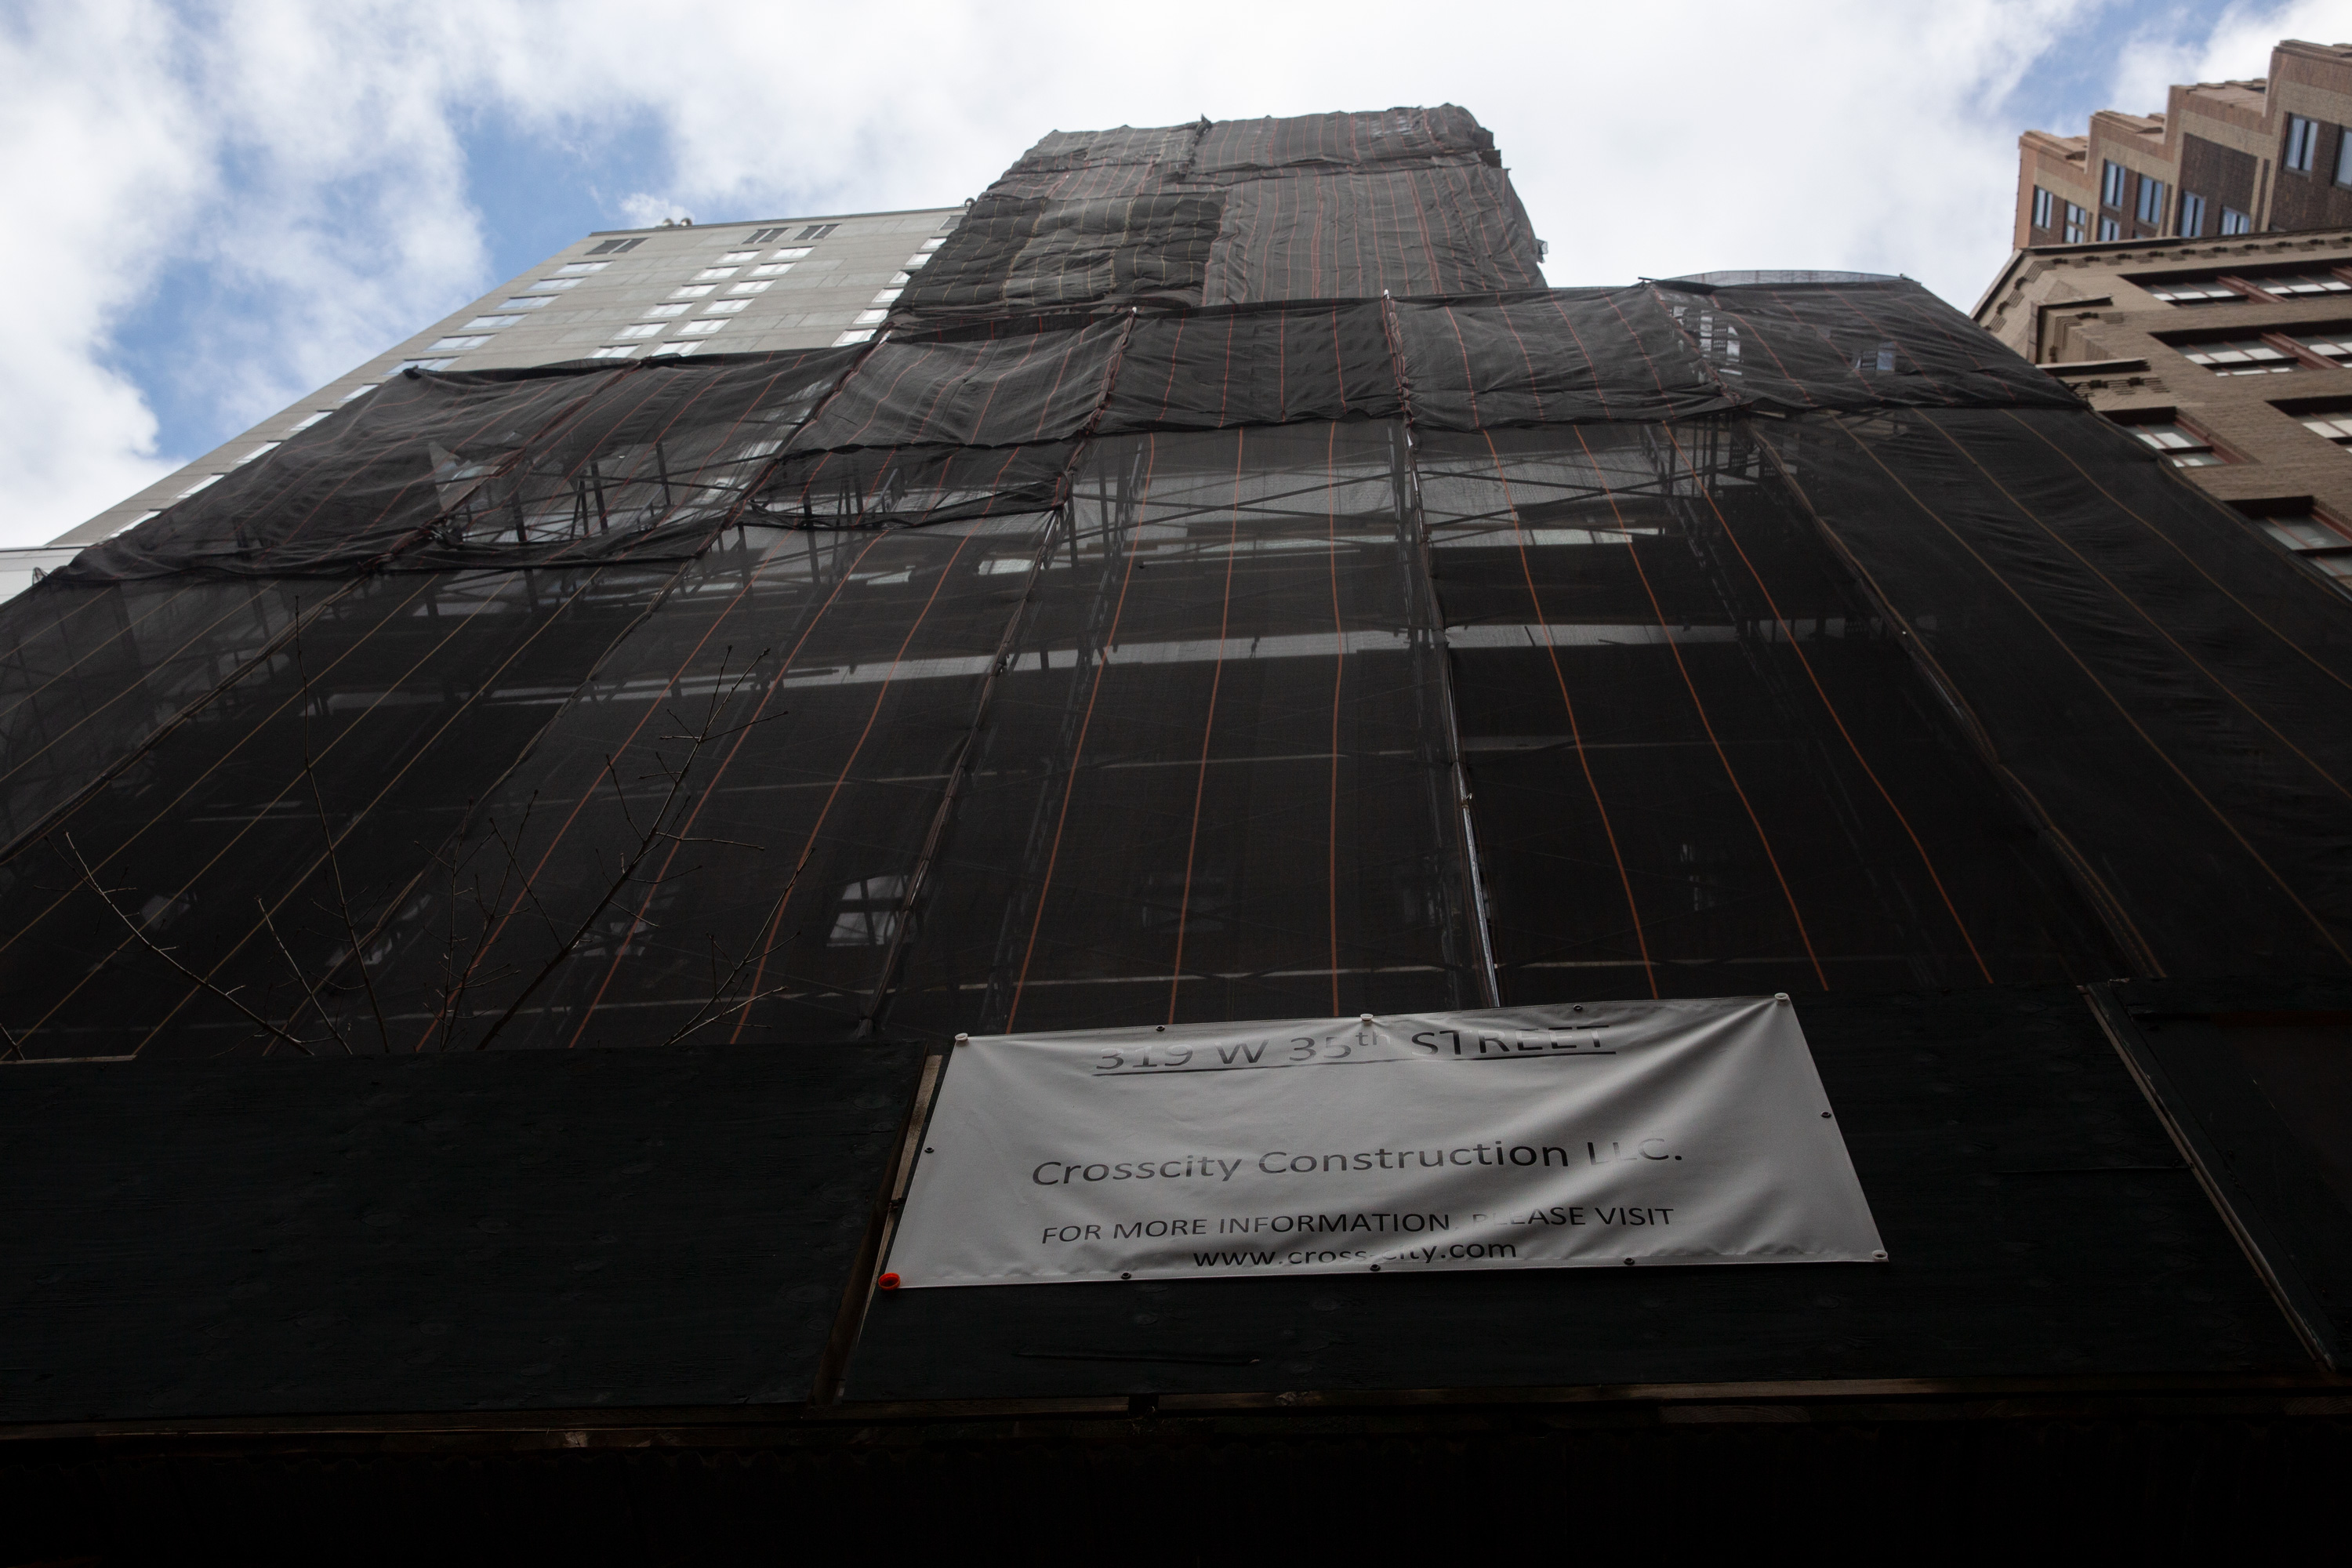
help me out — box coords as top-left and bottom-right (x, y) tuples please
(1974, 227), (2352, 583)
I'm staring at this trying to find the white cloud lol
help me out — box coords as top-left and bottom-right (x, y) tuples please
(4, 0), (2348, 547)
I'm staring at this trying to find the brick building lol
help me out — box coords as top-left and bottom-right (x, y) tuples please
(2015, 38), (2352, 249)
(1974, 226), (2352, 587)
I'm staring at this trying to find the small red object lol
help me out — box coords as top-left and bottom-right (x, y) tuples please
(877, 1272), (901, 1291)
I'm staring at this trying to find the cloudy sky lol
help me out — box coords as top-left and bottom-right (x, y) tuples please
(2, 0), (2350, 546)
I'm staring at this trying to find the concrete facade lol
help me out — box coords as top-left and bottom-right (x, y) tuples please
(45, 205), (962, 551)
(2013, 40), (2352, 251)
(1974, 226), (2352, 583)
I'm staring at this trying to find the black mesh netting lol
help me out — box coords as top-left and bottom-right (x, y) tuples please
(9, 151), (2352, 1058)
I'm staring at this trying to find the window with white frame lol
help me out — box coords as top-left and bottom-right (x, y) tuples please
(461, 315), (522, 331)
(2180, 337), (2296, 372)
(670, 285), (716, 299)
(771, 247), (813, 261)
(2032, 187), (2055, 229)
(641, 303), (690, 318)
(499, 296), (554, 310)
(750, 263), (794, 277)
(726, 280), (771, 295)
(2244, 504), (2352, 587)
(2299, 412), (2352, 445)
(834, 328), (877, 346)
(338, 384), (376, 402)
(701, 299), (749, 314)
(2288, 115), (2321, 173)
(230, 441), (281, 466)
(2292, 330), (2352, 361)
(2114, 417), (2224, 466)
(2064, 202), (2089, 243)
(614, 322), (664, 339)
(394, 358), (456, 372)
(554, 261), (610, 277)
(2142, 277), (2242, 304)
(2136, 178), (2169, 227)
(176, 474), (223, 498)
(648, 340), (703, 357)
(920, 237), (945, 251)
(2256, 272), (2352, 298)
(289, 412), (332, 430)
(719, 249), (760, 263)
(678, 319), (728, 336)
(427, 335), (490, 351)
(904, 252), (931, 269)
(590, 344), (638, 358)
(527, 278), (585, 292)
(693, 268), (739, 281)
(853, 308), (888, 325)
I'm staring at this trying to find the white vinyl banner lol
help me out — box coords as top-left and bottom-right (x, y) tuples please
(886, 997), (1885, 1287)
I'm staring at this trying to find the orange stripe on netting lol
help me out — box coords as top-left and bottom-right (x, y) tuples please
(1662, 423), (1993, 982)
(1480, 432), (1655, 996)
(1167, 430), (1249, 1022)
(2004, 409), (2352, 703)
(1544, 296), (1615, 421)
(1926, 412), (2352, 808)
(728, 513), (996, 1044)
(1600, 291), (1675, 403)
(1573, 429), (1826, 989)
(416, 529), (892, 1051)
(1437, 303), (1481, 426)
(1008, 438), (1160, 1027)
(1492, 303), (1548, 423)
(1330, 308), (1350, 415)
(1324, 423), (1345, 1014)
(1824, 415), (2352, 971)
(1156, 316), (1189, 420)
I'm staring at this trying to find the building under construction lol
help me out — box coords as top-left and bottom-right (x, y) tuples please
(6, 107), (2352, 1555)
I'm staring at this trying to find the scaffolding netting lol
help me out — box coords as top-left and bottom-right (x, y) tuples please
(5, 110), (2350, 1062)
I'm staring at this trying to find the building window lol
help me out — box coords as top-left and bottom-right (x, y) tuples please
(771, 247), (813, 261)
(337, 384), (376, 402)
(853, 308), (889, 325)
(2338, 135), (2352, 188)
(702, 299), (750, 314)
(499, 296), (554, 311)
(828, 877), (907, 947)
(230, 441), (281, 466)
(750, 262), (795, 278)
(920, 237), (946, 251)
(727, 280), (773, 294)
(641, 303), (690, 318)
(460, 315), (521, 332)
(795, 223), (840, 241)
(590, 344), (638, 359)
(2243, 503), (2352, 588)
(2064, 202), (2089, 243)
(2115, 417), (2226, 466)
(2136, 178), (2169, 227)
(677, 319), (729, 336)
(2254, 271), (2352, 298)
(719, 249), (760, 263)
(426, 335), (490, 351)
(2221, 207), (2252, 235)
(394, 358), (456, 372)
(2291, 330), (2352, 361)
(2102, 161), (2127, 207)
(2099, 216), (2122, 241)
(526, 278), (585, 292)
(2143, 277), (2243, 304)
(176, 474), (223, 498)
(904, 252), (931, 270)
(2032, 187), (2055, 230)
(2299, 414), (2352, 445)
(2180, 191), (2208, 235)
(833, 328), (877, 346)
(746, 227), (792, 244)
(670, 285), (716, 299)
(614, 322), (664, 339)
(648, 340), (703, 357)
(2287, 116), (2321, 174)
(586, 238), (644, 256)
(693, 268), (738, 281)
(2180, 337), (2296, 373)
(554, 261), (612, 277)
